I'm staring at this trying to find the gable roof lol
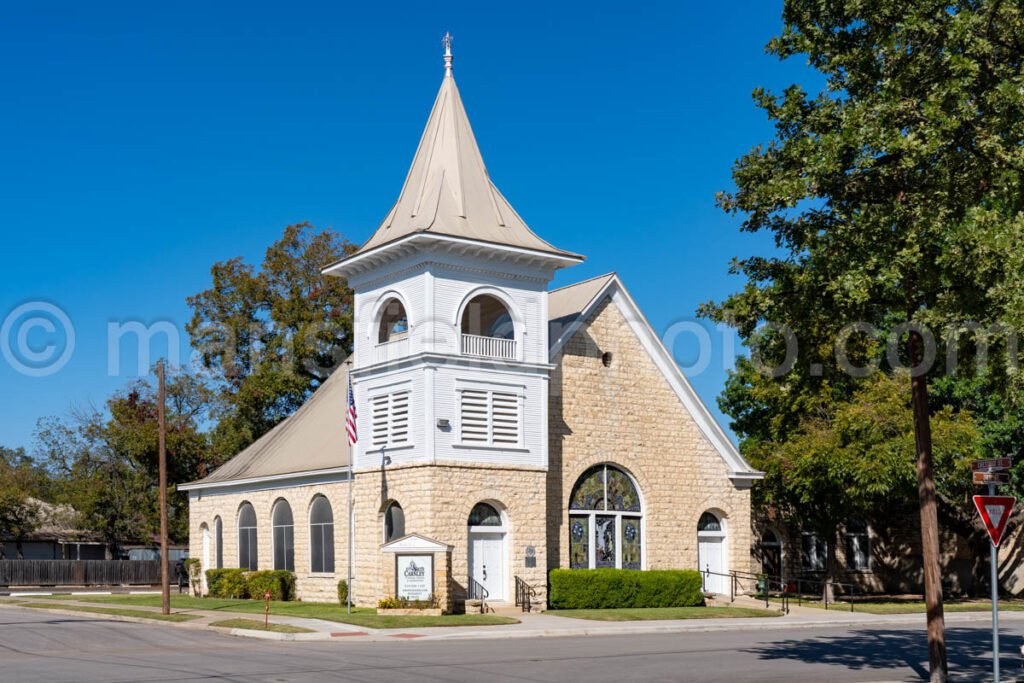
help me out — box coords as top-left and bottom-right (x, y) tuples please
(180, 365), (352, 490)
(549, 273), (616, 329)
(348, 67), (579, 261)
(549, 273), (762, 485)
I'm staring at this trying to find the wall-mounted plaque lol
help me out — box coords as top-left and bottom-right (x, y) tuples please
(395, 554), (433, 601)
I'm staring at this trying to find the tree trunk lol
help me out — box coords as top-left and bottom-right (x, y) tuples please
(822, 529), (838, 604)
(909, 329), (948, 682)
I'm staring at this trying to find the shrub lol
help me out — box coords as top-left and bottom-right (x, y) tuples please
(246, 570), (295, 601)
(337, 579), (348, 607)
(206, 568), (249, 599)
(548, 569), (704, 609)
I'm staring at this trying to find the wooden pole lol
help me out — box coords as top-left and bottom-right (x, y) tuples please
(910, 330), (947, 682)
(158, 360), (170, 616)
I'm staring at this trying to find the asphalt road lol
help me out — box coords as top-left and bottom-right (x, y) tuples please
(0, 606), (1017, 683)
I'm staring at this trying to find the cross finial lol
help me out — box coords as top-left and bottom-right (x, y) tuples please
(442, 32), (453, 77)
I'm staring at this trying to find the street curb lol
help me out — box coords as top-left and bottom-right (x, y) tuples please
(4, 600), (1021, 644)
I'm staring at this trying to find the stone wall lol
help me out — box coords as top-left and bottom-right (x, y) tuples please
(549, 297), (753, 578)
(187, 480), (350, 603)
(351, 461), (549, 609)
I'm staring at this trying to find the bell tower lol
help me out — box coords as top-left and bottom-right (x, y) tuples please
(324, 35), (582, 473)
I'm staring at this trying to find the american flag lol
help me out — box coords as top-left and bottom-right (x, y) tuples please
(346, 375), (358, 446)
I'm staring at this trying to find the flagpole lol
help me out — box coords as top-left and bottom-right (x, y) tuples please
(346, 365), (356, 615)
(347, 464), (353, 615)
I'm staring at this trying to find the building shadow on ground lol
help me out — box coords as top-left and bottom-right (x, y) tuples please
(744, 627), (1018, 681)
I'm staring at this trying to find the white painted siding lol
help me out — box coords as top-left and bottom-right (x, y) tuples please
(348, 244), (555, 470)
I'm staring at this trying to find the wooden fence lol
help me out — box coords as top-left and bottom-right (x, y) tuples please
(0, 560), (161, 587)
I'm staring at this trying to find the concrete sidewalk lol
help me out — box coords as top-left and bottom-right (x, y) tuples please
(3, 595), (1020, 643)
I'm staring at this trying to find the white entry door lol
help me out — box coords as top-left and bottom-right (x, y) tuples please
(469, 532), (505, 601)
(698, 536), (727, 594)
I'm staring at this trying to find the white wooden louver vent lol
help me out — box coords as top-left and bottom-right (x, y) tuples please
(460, 389), (520, 446)
(372, 391), (410, 447)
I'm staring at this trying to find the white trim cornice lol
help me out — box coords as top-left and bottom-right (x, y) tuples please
(179, 466), (352, 493)
(323, 233), (583, 280)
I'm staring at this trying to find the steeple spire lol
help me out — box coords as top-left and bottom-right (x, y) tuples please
(443, 32), (453, 78)
(343, 37), (582, 263)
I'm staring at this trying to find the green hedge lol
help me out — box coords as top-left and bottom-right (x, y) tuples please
(337, 579), (348, 607)
(204, 569), (296, 601)
(548, 569), (705, 609)
(206, 568), (249, 599)
(246, 570), (296, 601)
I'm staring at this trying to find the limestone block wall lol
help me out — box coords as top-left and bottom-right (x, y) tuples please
(187, 480), (350, 603)
(351, 461), (549, 609)
(548, 297), (753, 578)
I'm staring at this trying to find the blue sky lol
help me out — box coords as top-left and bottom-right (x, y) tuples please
(0, 1), (818, 451)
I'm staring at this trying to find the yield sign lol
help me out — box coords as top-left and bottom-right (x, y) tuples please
(973, 495), (1016, 547)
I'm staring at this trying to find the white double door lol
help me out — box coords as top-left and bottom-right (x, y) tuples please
(468, 532), (506, 601)
(698, 536), (728, 594)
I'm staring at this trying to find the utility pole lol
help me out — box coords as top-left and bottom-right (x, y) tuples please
(158, 360), (170, 616)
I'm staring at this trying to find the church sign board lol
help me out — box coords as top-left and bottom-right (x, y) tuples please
(395, 554), (433, 601)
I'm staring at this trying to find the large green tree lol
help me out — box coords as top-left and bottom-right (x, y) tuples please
(0, 446), (50, 558)
(35, 369), (215, 544)
(187, 222), (355, 457)
(703, 2), (1024, 679)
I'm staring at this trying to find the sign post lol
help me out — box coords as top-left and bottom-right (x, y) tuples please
(972, 453), (1014, 683)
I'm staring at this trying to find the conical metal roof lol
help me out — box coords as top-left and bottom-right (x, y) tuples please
(354, 53), (578, 259)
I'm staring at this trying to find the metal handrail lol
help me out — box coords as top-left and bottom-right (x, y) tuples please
(514, 576), (537, 613)
(785, 574), (857, 612)
(468, 576), (489, 614)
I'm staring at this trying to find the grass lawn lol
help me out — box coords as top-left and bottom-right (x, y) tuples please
(769, 596), (1024, 614)
(547, 606), (782, 621)
(210, 618), (313, 634)
(19, 602), (199, 623)
(35, 594), (519, 628)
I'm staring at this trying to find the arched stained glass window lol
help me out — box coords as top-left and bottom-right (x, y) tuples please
(569, 465), (641, 513)
(468, 503), (502, 527)
(272, 500), (294, 572)
(568, 465), (642, 570)
(309, 497), (335, 574)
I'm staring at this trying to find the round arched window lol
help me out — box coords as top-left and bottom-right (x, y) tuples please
(272, 500), (295, 572)
(237, 503), (258, 571)
(309, 497), (335, 574)
(698, 512), (723, 533)
(383, 502), (405, 542)
(460, 295), (514, 340)
(467, 503), (502, 527)
(378, 298), (409, 344)
(568, 464), (642, 570)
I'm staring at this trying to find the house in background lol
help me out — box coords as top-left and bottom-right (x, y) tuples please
(182, 41), (762, 609)
(751, 512), (986, 597)
(0, 498), (108, 560)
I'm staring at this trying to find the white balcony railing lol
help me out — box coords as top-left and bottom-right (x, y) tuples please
(460, 333), (517, 360)
(373, 337), (409, 364)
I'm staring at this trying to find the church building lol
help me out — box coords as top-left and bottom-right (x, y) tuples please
(182, 39), (762, 610)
